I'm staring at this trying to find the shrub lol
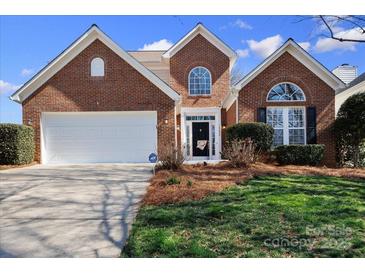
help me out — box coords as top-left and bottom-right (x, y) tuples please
(222, 138), (261, 167)
(226, 122), (274, 151)
(360, 141), (365, 167)
(275, 145), (325, 166)
(166, 176), (181, 185)
(157, 143), (185, 170)
(0, 123), (35, 165)
(186, 180), (193, 187)
(335, 93), (365, 167)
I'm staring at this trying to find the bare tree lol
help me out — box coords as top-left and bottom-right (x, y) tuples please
(297, 15), (365, 43)
(230, 65), (245, 85)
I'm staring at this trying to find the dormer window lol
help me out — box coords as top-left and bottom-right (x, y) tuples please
(91, 57), (104, 77)
(188, 66), (211, 95)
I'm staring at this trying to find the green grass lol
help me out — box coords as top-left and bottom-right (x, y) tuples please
(122, 175), (365, 257)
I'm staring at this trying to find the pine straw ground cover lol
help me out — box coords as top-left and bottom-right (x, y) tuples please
(0, 162), (37, 171)
(143, 162), (365, 205)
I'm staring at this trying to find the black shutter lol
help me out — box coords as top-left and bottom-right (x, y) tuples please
(306, 107), (317, 144)
(257, 108), (266, 123)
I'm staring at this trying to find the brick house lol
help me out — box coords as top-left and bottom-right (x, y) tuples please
(10, 23), (345, 165)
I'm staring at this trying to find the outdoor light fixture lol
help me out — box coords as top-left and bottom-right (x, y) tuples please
(164, 119), (168, 124)
(27, 118), (32, 125)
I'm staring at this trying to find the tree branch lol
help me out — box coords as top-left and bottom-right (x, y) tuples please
(320, 15), (365, 43)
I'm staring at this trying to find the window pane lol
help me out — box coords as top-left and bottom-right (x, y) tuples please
(211, 124), (216, 156)
(267, 108), (284, 147)
(267, 83), (305, 101)
(186, 125), (190, 156)
(267, 108), (283, 128)
(273, 129), (284, 146)
(186, 116), (215, 121)
(189, 67), (211, 95)
(288, 108), (304, 128)
(289, 129), (305, 144)
(91, 57), (105, 76)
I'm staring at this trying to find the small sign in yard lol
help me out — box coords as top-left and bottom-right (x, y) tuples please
(148, 153), (158, 163)
(148, 153), (158, 175)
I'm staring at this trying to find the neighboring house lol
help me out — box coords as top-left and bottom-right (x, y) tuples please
(10, 23), (345, 166)
(335, 72), (365, 115)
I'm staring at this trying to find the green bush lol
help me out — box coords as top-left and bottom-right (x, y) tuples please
(335, 93), (365, 167)
(226, 122), (274, 151)
(0, 123), (35, 165)
(166, 176), (181, 185)
(360, 141), (365, 167)
(275, 145), (325, 166)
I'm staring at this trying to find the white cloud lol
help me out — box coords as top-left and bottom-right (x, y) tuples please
(314, 27), (364, 53)
(232, 19), (253, 30)
(220, 19), (253, 31)
(236, 49), (250, 58)
(247, 35), (284, 59)
(339, 27), (365, 41)
(298, 42), (311, 51)
(138, 39), (173, 51)
(0, 80), (21, 95)
(21, 68), (34, 77)
(314, 38), (356, 53)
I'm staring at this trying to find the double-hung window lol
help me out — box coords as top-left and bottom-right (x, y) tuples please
(267, 107), (306, 146)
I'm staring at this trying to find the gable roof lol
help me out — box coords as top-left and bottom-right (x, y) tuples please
(10, 25), (180, 103)
(233, 38), (345, 92)
(162, 23), (237, 70)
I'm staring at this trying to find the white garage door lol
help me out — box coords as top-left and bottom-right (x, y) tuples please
(41, 111), (157, 164)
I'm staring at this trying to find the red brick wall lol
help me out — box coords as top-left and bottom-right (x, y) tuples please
(23, 39), (176, 162)
(169, 34), (230, 108)
(237, 52), (336, 166)
(221, 102), (237, 146)
(226, 101), (237, 127)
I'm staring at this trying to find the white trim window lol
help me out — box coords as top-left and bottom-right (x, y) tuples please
(91, 57), (105, 77)
(267, 107), (306, 146)
(211, 124), (216, 156)
(188, 66), (212, 95)
(267, 82), (305, 101)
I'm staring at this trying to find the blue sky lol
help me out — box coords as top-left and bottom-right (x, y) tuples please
(1, 15), (364, 123)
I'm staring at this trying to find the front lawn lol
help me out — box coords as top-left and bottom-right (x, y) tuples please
(122, 175), (365, 257)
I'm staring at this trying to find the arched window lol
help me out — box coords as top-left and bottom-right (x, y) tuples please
(188, 67), (211, 95)
(91, 57), (104, 77)
(267, 82), (305, 101)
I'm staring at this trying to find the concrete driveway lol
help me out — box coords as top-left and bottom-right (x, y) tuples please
(0, 164), (152, 258)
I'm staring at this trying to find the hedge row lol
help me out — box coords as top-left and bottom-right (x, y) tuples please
(275, 144), (325, 166)
(0, 123), (35, 165)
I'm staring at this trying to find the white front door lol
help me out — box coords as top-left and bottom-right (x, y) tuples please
(41, 111), (157, 164)
(181, 109), (221, 161)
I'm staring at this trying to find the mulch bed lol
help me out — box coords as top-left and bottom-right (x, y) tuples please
(143, 162), (365, 205)
(0, 162), (38, 171)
